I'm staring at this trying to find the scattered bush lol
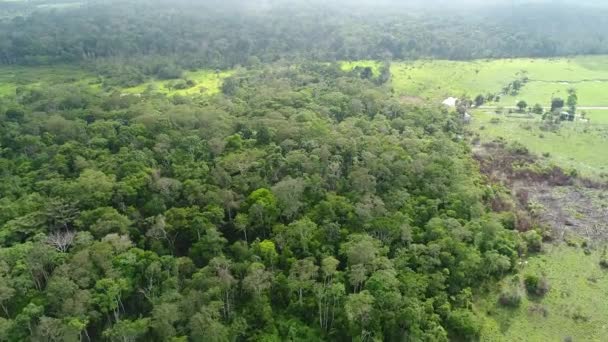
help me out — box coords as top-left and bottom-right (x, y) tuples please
(508, 142), (529, 155)
(523, 230), (542, 253)
(524, 274), (549, 296)
(528, 304), (549, 317)
(600, 247), (608, 269)
(499, 286), (522, 308)
(571, 308), (590, 322)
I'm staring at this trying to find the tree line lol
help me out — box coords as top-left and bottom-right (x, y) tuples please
(1, 0), (608, 67)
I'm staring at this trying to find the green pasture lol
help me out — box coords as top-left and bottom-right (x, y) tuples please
(502, 81), (608, 107)
(479, 244), (608, 341)
(343, 56), (608, 106)
(471, 109), (608, 178)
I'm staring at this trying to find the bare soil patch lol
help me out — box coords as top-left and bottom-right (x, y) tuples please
(474, 141), (608, 241)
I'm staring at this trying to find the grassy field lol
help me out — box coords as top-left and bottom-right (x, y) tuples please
(121, 69), (233, 96)
(479, 244), (608, 341)
(0, 65), (99, 97)
(386, 56), (608, 106)
(470, 109), (608, 178)
(0, 65), (232, 97)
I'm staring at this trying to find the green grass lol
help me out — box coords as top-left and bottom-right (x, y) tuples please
(0, 65), (98, 97)
(584, 109), (608, 124)
(0, 65), (232, 98)
(36, 2), (82, 10)
(478, 244), (608, 341)
(390, 56), (608, 106)
(340, 60), (382, 75)
(471, 109), (608, 178)
(121, 69), (233, 96)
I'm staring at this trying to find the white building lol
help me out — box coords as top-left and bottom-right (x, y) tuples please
(442, 97), (458, 107)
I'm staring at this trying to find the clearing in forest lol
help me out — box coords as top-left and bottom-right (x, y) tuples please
(473, 142), (608, 342)
(389, 56), (608, 107)
(0, 65), (233, 97)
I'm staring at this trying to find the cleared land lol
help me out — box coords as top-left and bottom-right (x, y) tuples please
(470, 110), (608, 179)
(389, 56), (608, 107)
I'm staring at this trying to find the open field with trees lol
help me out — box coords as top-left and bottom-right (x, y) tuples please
(470, 110), (608, 179)
(343, 56), (608, 179)
(388, 56), (608, 106)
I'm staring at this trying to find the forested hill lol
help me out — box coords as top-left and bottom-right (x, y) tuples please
(0, 61), (528, 340)
(1, 0), (608, 66)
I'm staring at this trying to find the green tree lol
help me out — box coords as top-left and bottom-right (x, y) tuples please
(102, 318), (150, 342)
(345, 290), (375, 340)
(288, 258), (319, 305)
(474, 94), (485, 107)
(567, 88), (578, 114)
(516, 100), (528, 112)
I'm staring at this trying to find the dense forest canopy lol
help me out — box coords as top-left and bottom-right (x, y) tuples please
(1, 0), (608, 66)
(0, 60), (530, 341)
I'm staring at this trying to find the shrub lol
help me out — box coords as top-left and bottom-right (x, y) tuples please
(600, 247), (608, 269)
(499, 286), (522, 308)
(524, 274), (549, 296)
(447, 309), (481, 340)
(508, 142), (529, 155)
(170, 80), (189, 90)
(523, 230), (542, 253)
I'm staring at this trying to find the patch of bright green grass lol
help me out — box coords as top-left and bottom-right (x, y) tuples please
(340, 60), (382, 75)
(0, 65), (233, 98)
(0, 65), (98, 97)
(471, 109), (608, 178)
(390, 56), (608, 106)
(36, 3), (82, 10)
(478, 244), (608, 341)
(583, 110), (608, 124)
(121, 69), (233, 96)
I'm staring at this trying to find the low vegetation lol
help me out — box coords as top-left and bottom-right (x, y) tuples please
(480, 245), (608, 341)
